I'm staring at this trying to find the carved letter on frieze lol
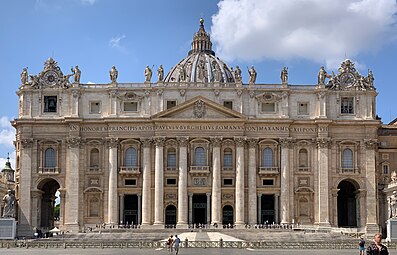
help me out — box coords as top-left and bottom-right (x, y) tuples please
(177, 136), (189, 147)
(66, 137), (81, 148)
(210, 137), (223, 147)
(153, 137), (165, 147)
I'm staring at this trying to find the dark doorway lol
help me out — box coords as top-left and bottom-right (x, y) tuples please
(222, 205), (234, 225)
(37, 178), (60, 230)
(261, 195), (275, 224)
(165, 205), (177, 225)
(337, 180), (358, 227)
(124, 195), (138, 225)
(192, 194), (207, 224)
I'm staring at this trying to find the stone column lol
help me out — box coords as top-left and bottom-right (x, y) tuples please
(177, 137), (189, 228)
(65, 137), (81, 231)
(364, 139), (379, 233)
(109, 90), (118, 116)
(317, 92), (327, 118)
(154, 137), (165, 226)
(31, 190), (43, 230)
(247, 138), (258, 225)
(280, 138), (291, 224)
(206, 193), (211, 224)
(18, 139), (33, 236)
(107, 138), (118, 225)
(281, 92), (289, 117)
(234, 136), (246, 227)
(144, 90), (151, 116)
(58, 188), (66, 227)
(275, 194), (279, 224)
(137, 193), (142, 225)
(119, 194), (124, 225)
(188, 193), (193, 225)
(71, 90), (80, 117)
(141, 138), (152, 226)
(257, 193), (262, 224)
(210, 137), (222, 225)
(157, 89), (163, 112)
(331, 189), (339, 226)
(317, 138), (330, 226)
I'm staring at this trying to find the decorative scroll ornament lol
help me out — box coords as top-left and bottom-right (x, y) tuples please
(20, 138), (33, 148)
(316, 138), (331, 148)
(327, 59), (375, 91)
(176, 136), (189, 147)
(247, 138), (259, 148)
(210, 137), (223, 147)
(234, 136), (246, 146)
(364, 139), (377, 149)
(193, 100), (206, 118)
(27, 58), (75, 89)
(66, 137), (81, 148)
(106, 138), (119, 148)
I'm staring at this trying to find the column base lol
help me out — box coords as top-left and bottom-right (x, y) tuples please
(152, 223), (165, 229)
(176, 223), (188, 229)
(17, 223), (34, 238)
(365, 223), (380, 236)
(234, 223), (246, 229)
(318, 222), (331, 227)
(64, 223), (80, 233)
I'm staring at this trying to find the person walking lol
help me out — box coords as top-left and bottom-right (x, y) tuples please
(166, 235), (174, 254)
(174, 234), (181, 255)
(359, 237), (366, 255)
(366, 233), (389, 255)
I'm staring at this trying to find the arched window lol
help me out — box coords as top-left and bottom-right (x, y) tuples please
(125, 147), (138, 167)
(167, 148), (176, 168)
(44, 148), (56, 168)
(223, 148), (233, 168)
(342, 148), (353, 169)
(262, 147), (273, 167)
(194, 147), (206, 166)
(90, 148), (99, 167)
(299, 149), (308, 167)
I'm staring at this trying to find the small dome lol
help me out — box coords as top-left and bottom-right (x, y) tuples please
(164, 19), (236, 83)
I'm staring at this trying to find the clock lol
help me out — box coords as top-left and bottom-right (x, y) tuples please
(340, 72), (356, 87)
(43, 70), (59, 86)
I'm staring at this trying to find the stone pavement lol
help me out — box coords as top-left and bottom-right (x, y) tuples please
(3, 248), (397, 255)
(161, 231), (243, 242)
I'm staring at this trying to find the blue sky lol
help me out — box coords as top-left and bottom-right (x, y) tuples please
(1, 0), (397, 167)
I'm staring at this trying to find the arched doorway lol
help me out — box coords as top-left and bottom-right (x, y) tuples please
(337, 180), (359, 227)
(222, 205), (233, 225)
(37, 178), (60, 231)
(165, 205), (177, 225)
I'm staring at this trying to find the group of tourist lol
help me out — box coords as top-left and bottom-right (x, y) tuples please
(166, 234), (181, 255)
(360, 233), (389, 255)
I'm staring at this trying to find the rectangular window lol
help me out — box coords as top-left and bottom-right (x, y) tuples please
(261, 102), (275, 113)
(298, 103), (308, 115)
(262, 179), (274, 186)
(223, 154), (233, 168)
(44, 96), (57, 113)
(223, 179), (233, 186)
(125, 179), (137, 186)
(223, 101), (233, 110)
(166, 178), (177, 185)
(383, 164), (389, 174)
(341, 97), (354, 114)
(124, 102), (138, 112)
(167, 153), (177, 168)
(90, 101), (101, 114)
(166, 100), (177, 109)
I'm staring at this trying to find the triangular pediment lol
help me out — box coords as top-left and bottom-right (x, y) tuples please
(151, 96), (246, 120)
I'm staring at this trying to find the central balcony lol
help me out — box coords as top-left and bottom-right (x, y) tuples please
(119, 166), (141, 175)
(258, 166), (280, 175)
(38, 167), (60, 175)
(189, 166), (210, 176)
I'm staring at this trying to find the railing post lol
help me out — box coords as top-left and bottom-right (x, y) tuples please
(220, 238), (223, 248)
(185, 238), (188, 248)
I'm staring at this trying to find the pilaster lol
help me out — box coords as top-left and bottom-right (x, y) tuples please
(210, 136), (222, 225)
(154, 136), (165, 226)
(177, 136), (189, 228)
(247, 138), (258, 225)
(141, 138), (152, 225)
(234, 136), (245, 227)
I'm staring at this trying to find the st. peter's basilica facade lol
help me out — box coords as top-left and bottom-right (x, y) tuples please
(12, 19), (386, 236)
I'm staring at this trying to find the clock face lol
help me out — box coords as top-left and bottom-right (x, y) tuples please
(340, 72), (356, 86)
(43, 70), (59, 86)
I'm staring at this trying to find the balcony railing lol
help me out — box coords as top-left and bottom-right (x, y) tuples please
(258, 167), (280, 175)
(88, 166), (101, 172)
(297, 167), (310, 172)
(222, 167), (233, 171)
(190, 166), (210, 175)
(119, 166), (141, 175)
(166, 167), (177, 171)
(340, 168), (358, 174)
(38, 167), (59, 174)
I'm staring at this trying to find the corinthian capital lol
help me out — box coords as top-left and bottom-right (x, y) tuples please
(20, 138), (33, 148)
(279, 137), (293, 148)
(141, 138), (152, 148)
(364, 139), (377, 149)
(247, 138), (259, 148)
(106, 138), (119, 148)
(316, 137), (331, 148)
(210, 137), (223, 147)
(66, 137), (81, 148)
(153, 136), (166, 147)
(176, 136), (189, 147)
(234, 136), (246, 147)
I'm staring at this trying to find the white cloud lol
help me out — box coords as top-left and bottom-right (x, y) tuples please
(81, 0), (96, 5)
(87, 81), (96, 84)
(0, 116), (14, 148)
(109, 35), (129, 53)
(211, 0), (397, 68)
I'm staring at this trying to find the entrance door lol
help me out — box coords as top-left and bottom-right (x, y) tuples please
(261, 195), (275, 224)
(192, 194), (207, 224)
(165, 205), (177, 225)
(124, 195), (138, 225)
(222, 205), (234, 225)
(38, 178), (60, 231)
(337, 180), (358, 227)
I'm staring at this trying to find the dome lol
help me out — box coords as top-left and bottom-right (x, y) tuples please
(164, 19), (236, 83)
